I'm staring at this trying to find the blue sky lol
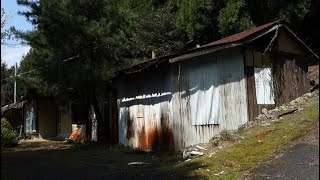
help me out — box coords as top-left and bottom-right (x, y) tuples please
(1, 0), (34, 67)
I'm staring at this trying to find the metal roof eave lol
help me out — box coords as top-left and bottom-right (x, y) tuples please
(169, 24), (282, 63)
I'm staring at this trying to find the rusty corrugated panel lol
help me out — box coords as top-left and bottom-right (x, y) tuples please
(117, 69), (174, 151)
(118, 97), (174, 151)
(116, 48), (248, 151)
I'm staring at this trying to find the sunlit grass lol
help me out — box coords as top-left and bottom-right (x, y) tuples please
(166, 96), (319, 178)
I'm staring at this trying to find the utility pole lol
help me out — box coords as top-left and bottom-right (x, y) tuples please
(14, 62), (17, 103)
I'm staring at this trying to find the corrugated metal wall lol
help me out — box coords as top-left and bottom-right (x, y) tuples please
(115, 47), (248, 151)
(116, 68), (174, 151)
(171, 48), (248, 150)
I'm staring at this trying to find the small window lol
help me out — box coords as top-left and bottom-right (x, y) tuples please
(254, 67), (275, 104)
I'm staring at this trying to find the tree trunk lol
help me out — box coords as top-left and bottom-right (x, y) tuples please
(85, 88), (91, 140)
(92, 88), (106, 144)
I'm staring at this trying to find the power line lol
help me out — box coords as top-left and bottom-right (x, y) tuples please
(1, 69), (37, 82)
(14, 63), (17, 103)
(1, 55), (79, 82)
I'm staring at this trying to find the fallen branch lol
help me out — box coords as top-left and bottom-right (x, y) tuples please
(196, 145), (207, 151)
(275, 108), (299, 119)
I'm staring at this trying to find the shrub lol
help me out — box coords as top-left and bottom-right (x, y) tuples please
(219, 130), (233, 141)
(1, 118), (18, 147)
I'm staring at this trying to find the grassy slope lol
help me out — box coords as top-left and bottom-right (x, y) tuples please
(165, 95), (319, 178)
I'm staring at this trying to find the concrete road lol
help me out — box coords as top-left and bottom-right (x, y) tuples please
(246, 121), (319, 180)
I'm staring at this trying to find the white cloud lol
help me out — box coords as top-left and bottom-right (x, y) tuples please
(1, 45), (31, 67)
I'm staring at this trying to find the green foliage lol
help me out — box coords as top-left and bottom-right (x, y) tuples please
(17, 48), (59, 97)
(1, 62), (15, 106)
(12, 0), (317, 97)
(1, 118), (18, 148)
(132, 6), (187, 57)
(15, 0), (137, 91)
(1, 8), (13, 44)
(117, 0), (187, 60)
(247, 0), (311, 26)
(278, 0), (311, 25)
(176, 0), (215, 38)
(218, 0), (254, 37)
(1, 8), (15, 105)
(118, 0), (154, 13)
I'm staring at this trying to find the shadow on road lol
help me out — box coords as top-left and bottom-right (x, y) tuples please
(1, 140), (206, 179)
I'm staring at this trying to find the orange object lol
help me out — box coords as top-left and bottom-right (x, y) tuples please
(69, 129), (81, 141)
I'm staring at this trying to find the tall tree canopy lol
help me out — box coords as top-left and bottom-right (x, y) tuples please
(218, 0), (254, 37)
(14, 0), (319, 98)
(175, 0), (224, 44)
(15, 0), (136, 90)
(130, 5), (187, 58)
(1, 63), (14, 106)
(1, 8), (13, 44)
(1, 8), (15, 106)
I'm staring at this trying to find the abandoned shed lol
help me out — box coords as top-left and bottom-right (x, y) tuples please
(1, 97), (57, 139)
(22, 97), (57, 139)
(1, 94), (97, 140)
(109, 20), (318, 151)
(1, 101), (25, 132)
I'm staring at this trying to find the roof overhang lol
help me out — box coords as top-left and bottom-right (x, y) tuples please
(169, 24), (282, 63)
(1, 101), (26, 114)
(169, 24), (318, 63)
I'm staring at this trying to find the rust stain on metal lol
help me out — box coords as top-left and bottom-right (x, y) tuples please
(126, 111), (134, 139)
(146, 125), (160, 150)
(138, 120), (148, 150)
(111, 99), (119, 143)
(133, 111), (175, 151)
(118, 48), (249, 150)
(160, 112), (174, 150)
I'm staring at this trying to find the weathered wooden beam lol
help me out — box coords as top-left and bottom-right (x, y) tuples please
(275, 108), (299, 119)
